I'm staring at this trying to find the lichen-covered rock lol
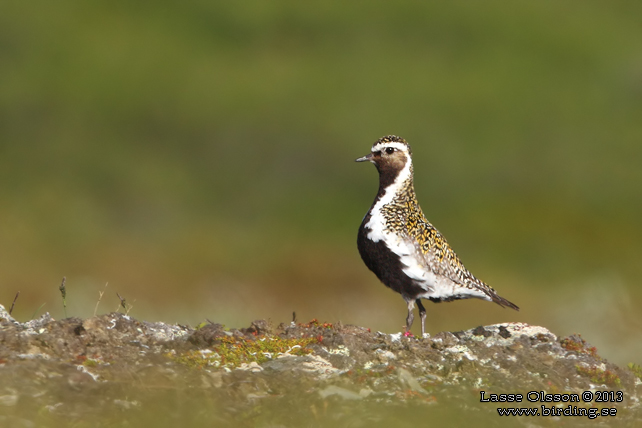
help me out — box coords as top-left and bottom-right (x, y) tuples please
(0, 304), (640, 427)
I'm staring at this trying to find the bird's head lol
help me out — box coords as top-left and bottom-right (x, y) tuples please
(355, 135), (413, 179)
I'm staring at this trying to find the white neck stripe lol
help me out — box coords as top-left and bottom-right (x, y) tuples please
(364, 156), (413, 242)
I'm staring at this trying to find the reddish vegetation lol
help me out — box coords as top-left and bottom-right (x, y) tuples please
(560, 334), (599, 358)
(576, 365), (622, 387)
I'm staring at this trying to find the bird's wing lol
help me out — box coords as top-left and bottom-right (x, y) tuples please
(403, 214), (519, 309)
(402, 212), (495, 299)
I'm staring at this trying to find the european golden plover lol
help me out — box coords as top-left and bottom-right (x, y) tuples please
(356, 135), (518, 336)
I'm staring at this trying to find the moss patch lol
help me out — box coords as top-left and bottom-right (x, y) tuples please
(171, 334), (319, 369)
(576, 365), (621, 387)
(627, 363), (642, 381)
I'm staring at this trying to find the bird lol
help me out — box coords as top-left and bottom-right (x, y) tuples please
(356, 135), (518, 336)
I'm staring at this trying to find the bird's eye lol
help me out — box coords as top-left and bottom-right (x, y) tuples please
(385, 147), (395, 155)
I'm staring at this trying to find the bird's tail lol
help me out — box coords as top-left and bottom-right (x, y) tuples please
(489, 291), (520, 311)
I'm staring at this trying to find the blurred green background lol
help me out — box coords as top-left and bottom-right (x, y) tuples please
(1, 1), (641, 365)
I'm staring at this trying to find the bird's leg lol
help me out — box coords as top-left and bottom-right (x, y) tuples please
(416, 299), (427, 337)
(405, 299), (415, 334)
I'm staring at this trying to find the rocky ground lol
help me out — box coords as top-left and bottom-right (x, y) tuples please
(1, 303), (641, 427)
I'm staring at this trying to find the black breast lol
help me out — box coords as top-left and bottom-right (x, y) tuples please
(357, 214), (427, 300)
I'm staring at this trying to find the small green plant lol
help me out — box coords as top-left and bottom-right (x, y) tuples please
(576, 365), (621, 387)
(627, 363), (642, 381)
(195, 321), (209, 330)
(83, 358), (99, 367)
(30, 303), (46, 320)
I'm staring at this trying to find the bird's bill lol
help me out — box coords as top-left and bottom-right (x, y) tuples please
(355, 153), (374, 162)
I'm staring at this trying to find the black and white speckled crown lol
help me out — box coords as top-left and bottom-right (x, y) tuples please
(372, 135), (412, 155)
